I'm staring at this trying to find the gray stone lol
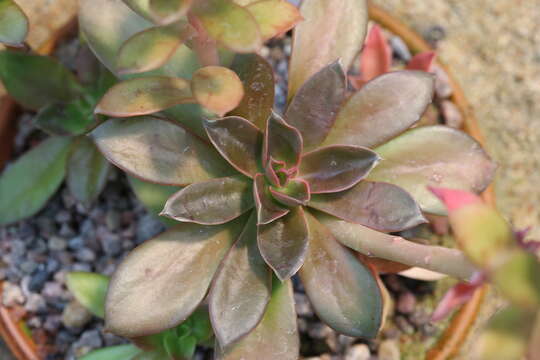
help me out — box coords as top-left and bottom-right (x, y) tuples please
(28, 268), (49, 292)
(68, 236), (85, 250)
(72, 329), (103, 358)
(389, 36), (412, 61)
(24, 293), (46, 312)
(433, 65), (453, 99)
(105, 210), (122, 231)
(345, 344), (370, 360)
(49, 236), (68, 251)
(396, 291), (416, 314)
(308, 323), (333, 340)
(2, 282), (25, 306)
(440, 100), (464, 129)
(62, 300), (93, 328)
(294, 293), (313, 317)
(75, 248), (96, 262)
(20, 260), (38, 274)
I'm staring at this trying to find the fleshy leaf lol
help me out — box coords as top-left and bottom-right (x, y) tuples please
(79, 345), (142, 360)
(67, 138), (111, 206)
(122, 0), (155, 21)
(258, 207), (309, 281)
(300, 145), (380, 194)
(269, 178), (310, 207)
(149, 0), (193, 24)
(216, 278), (299, 360)
(116, 21), (196, 75)
(246, 0), (302, 40)
(309, 181), (426, 232)
(323, 71), (434, 149)
(34, 100), (94, 136)
(191, 66), (244, 116)
(66, 272), (110, 318)
(299, 211), (383, 337)
(355, 24), (392, 87)
(406, 51), (436, 72)
(230, 54), (275, 129)
(191, 0), (262, 52)
(105, 218), (244, 338)
(368, 126), (496, 215)
(431, 272), (484, 322)
(253, 173), (289, 225)
(209, 214), (272, 347)
(0, 0), (29, 46)
(161, 175), (253, 225)
(285, 61), (346, 150)
(288, 0), (367, 99)
(91, 117), (234, 186)
(163, 331), (197, 359)
(0, 51), (82, 110)
(264, 111), (303, 169)
(204, 116), (262, 177)
(0, 137), (72, 226)
(95, 76), (193, 117)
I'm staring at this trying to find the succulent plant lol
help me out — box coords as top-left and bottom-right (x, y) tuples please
(0, 0), (28, 47)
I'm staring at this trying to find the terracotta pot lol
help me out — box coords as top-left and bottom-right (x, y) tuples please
(0, 5), (495, 360)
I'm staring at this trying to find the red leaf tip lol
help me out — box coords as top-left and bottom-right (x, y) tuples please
(428, 187), (482, 212)
(406, 51), (436, 72)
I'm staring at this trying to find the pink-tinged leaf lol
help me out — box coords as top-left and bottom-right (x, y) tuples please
(230, 54), (275, 130)
(246, 0), (302, 41)
(299, 145), (380, 194)
(203, 116), (263, 178)
(308, 181), (426, 232)
(191, 66), (245, 116)
(105, 217), (245, 338)
(356, 24), (392, 87)
(149, 0), (193, 25)
(269, 179), (310, 207)
(264, 111), (303, 169)
(215, 278), (299, 360)
(209, 214), (272, 348)
(264, 157), (283, 187)
(299, 211), (383, 338)
(406, 51), (436, 72)
(285, 61), (347, 150)
(431, 272), (485, 322)
(258, 207), (309, 281)
(323, 71), (434, 149)
(253, 173), (289, 225)
(95, 76), (194, 117)
(428, 187), (483, 212)
(161, 176), (253, 225)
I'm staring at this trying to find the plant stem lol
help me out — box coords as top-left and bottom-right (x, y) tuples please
(188, 14), (219, 67)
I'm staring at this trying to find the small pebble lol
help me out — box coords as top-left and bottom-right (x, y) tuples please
(390, 36), (412, 61)
(72, 329), (103, 358)
(433, 65), (453, 99)
(28, 269), (49, 292)
(62, 300), (93, 328)
(294, 293), (313, 317)
(345, 344), (370, 360)
(68, 236), (85, 250)
(25, 293), (46, 313)
(378, 339), (401, 360)
(440, 100), (464, 128)
(308, 323), (333, 340)
(75, 248), (96, 262)
(49, 236), (68, 251)
(397, 291), (416, 314)
(2, 282), (25, 306)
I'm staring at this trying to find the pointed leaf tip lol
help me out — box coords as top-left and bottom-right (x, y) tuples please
(407, 51), (436, 72)
(428, 187), (483, 212)
(358, 24), (392, 85)
(264, 111), (303, 169)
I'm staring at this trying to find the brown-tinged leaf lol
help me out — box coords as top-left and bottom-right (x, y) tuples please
(216, 278), (298, 360)
(308, 181), (426, 232)
(116, 21), (196, 75)
(191, 66), (244, 116)
(264, 111), (303, 169)
(91, 117), (234, 186)
(149, 0), (193, 24)
(203, 116), (262, 177)
(285, 61), (346, 150)
(288, 0), (367, 99)
(67, 137), (111, 206)
(355, 24), (391, 86)
(253, 173), (289, 225)
(191, 0), (262, 52)
(323, 71), (434, 149)
(95, 76), (194, 117)
(368, 126), (497, 215)
(300, 145), (380, 194)
(258, 207), (309, 281)
(230, 54), (275, 129)
(246, 0), (302, 40)
(209, 214), (272, 347)
(0, 0), (29, 46)
(105, 217), (245, 338)
(161, 175), (253, 225)
(269, 178), (310, 207)
(299, 211), (383, 337)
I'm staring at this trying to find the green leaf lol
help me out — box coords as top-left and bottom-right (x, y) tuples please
(367, 126), (497, 215)
(133, 350), (169, 360)
(91, 117), (235, 186)
(121, 0), (155, 21)
(116, 21), (196, 75)
(95, 76), (194, 117)
(285, 61), (346, 150)
(309, 181), (426, 232)
(191, 0), (262, 52)
(230, 54), (275, 129)
(209, 214), (271, 347)
(245, 0), (302, 41)
(67, 137), (110, 206)
(149, 0), (193, 25)
(253, 173), (289, 225)
(0, 51), (81, 110)
(105, 217), (245, 338)
(269, 179), (310, 207)
(258, 207), (309, 281)
(323, 71), (434, 149)
(79, 344), (142, 360)
(288, 0), (367, 99)
(203, 116), (263, 177)
(216, 278), (299, 360)
(161, 175), (254, 225)
(264, 111), (302, 169)
(34, 100), (94, 136)
(164, 331), (197, 359)
(299, 211), (383, 337)
(299, 145), (380, 194)
(0, 137), (72, 226)
(188, 307), (213, 343)
(191, 66), (245, 116)
(66, 272), (110, 318)
(0, 0), (28, 46)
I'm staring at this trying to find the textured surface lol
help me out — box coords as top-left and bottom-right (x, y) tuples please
(375, 0), (540, 237)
